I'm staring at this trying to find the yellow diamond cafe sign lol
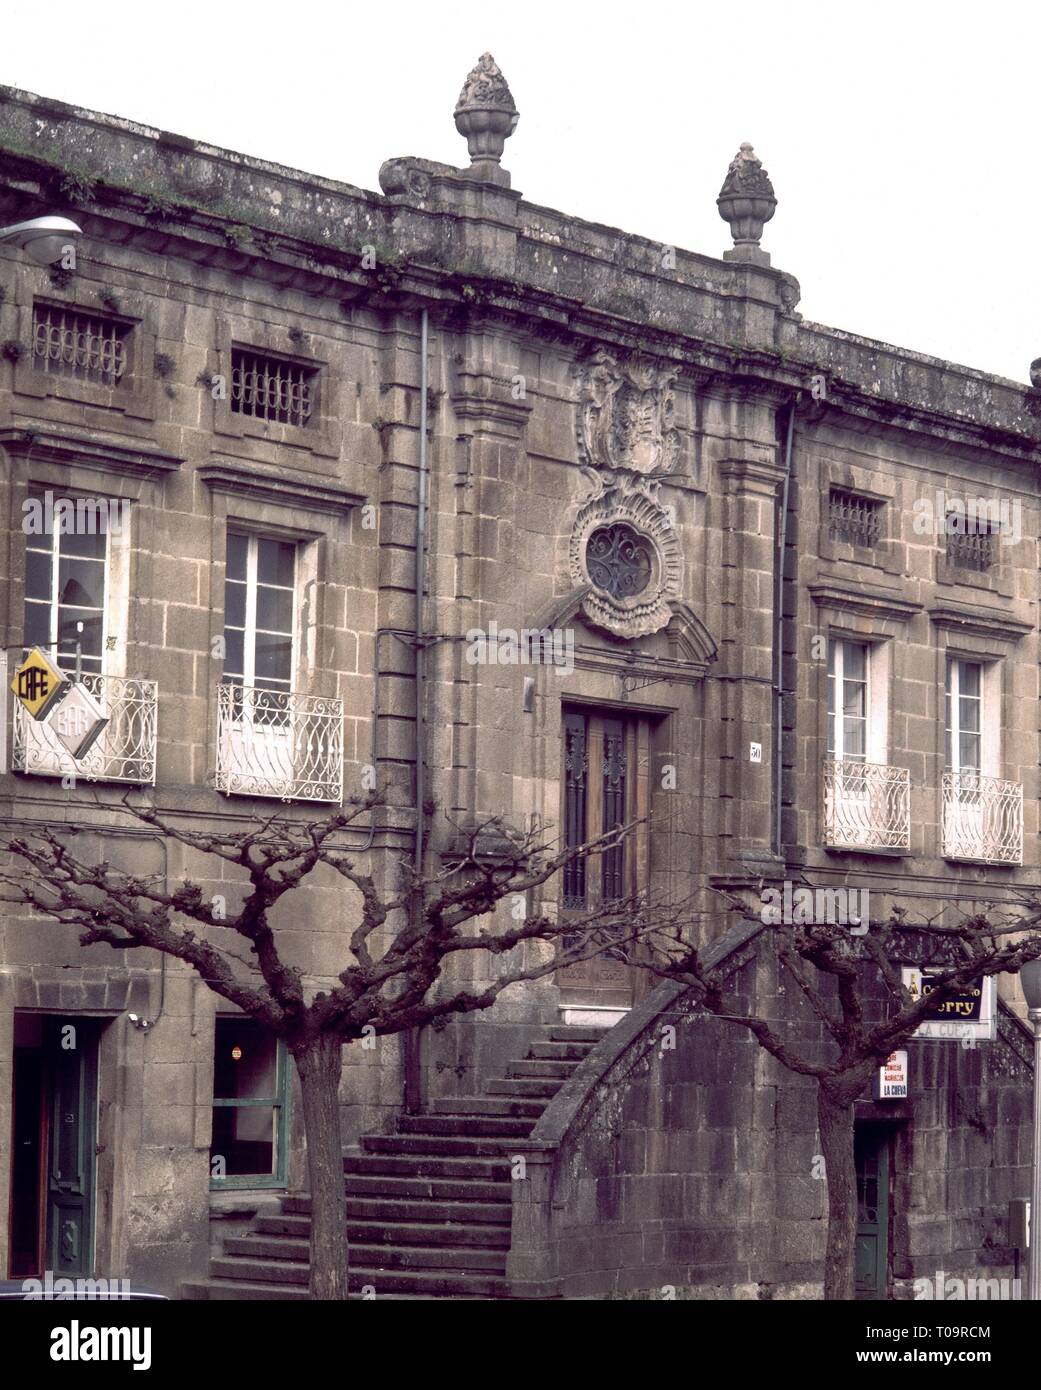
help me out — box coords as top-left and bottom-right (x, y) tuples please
(10, 647), (70, 721)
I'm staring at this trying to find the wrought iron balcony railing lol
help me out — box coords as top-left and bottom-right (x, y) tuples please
(215, 682), (343, 803)
(822, 759), (910, 853)
(12, 672), (157, 784)
(942, 771), (1023, 865)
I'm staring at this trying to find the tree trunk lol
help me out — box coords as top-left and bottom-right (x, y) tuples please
(292, 1034), (348, 1300)
(817, 1080), (858, 1300)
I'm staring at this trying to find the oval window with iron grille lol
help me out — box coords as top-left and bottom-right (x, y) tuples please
(586, 524), (653, 599)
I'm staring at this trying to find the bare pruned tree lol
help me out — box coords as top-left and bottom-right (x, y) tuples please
(0, 795), (696, 1300)
(637, 891), (1041, 1299)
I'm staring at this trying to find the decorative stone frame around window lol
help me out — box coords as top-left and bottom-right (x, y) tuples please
(9, 280), (158, 421)
(816, 459), (899, 577)
(208, 314), (338, 459)
(934, 501), (1016, 599)
(567, 483), (682, 640)
(828, 488), (884, 549)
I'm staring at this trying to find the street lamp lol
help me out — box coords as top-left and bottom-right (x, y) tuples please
(1020, 958), (1041, 1299)
(0, 216), (82, 266)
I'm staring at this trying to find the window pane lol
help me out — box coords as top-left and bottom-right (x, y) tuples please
(60, 525), (108, 560)
(844, 642), (867, 682)
(57, 557), (105, 611)
(254, 632), (292, 682)
(23, 600), (51, 649)
(843, 718), (866, 760)
(56, 610), (102, 657)
(210, 1105), (276, 1178)
(226, 532), (248, 582)
(959, 732), (980, 770)
(255, 584), (293, 634)
(256, 538), (295, 588)
(959, 662), (981, 699)
(958, 695), (980, 735)
(826, 711), (835, 757)
(223, 628), (244, 679)
(224, 579), (246, 631)
(24, 549), (52, 603)
(842, 681), (866, 719)
(213, 1018), (278, 1099)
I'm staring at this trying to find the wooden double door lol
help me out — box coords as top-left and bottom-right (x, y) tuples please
(557, 709), (652, 1012)
(8, 1016), (100, 1279)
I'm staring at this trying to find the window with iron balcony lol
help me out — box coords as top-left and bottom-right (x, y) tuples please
(215, 531), (342, 803)
(941, 657), (1021, 864)
(12, 485), (157, 785)
(822, 637), (909, 853)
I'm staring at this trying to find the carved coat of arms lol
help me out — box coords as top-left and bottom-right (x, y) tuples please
(577, 349), (678, 475)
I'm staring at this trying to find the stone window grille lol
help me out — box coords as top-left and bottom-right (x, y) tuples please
(231, 349), (317, 428)
(828, 488), (883, 548)
(945, 515), (996, 572)
(32, 303), (130, 388)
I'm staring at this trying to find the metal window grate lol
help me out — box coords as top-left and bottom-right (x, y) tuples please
(562, 714), (588, 909)
(945, 519), (996, 572)
(231, 349), (316, 428)
(32, 304), (129, 387)
(828, 489), (883, 547)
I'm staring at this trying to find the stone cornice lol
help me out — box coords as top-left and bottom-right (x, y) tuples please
(0, 426), (183, 479)
(3, 84), (1041, 460)
(718, 455), (786, 491)
(198, 461), (366, 514)
(809, 580), (923, 623)
(926, 600), (1033, 642)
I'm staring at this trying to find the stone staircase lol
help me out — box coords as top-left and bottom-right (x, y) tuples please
(182, 1025), (603, 1299)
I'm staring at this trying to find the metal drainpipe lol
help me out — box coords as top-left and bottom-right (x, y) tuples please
(404, 308), (429, 1113)
(773, 399), (797, 857)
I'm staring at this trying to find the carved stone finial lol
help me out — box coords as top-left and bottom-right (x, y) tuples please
(1031, 357), (1041, 390)
(717, 142), (777, 266)
(454, 53), (519, 188)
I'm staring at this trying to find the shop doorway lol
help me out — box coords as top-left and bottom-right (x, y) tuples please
(8, 1015), (101, 1279)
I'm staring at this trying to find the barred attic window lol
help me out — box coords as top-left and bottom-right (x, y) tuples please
(828, 489), (884, 548)
(231, 349), (317, 428)
(32, 303), (130, 388)
(945, 516), (996, 572)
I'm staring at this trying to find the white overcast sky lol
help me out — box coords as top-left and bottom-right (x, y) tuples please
(2, 0), (1037, 384)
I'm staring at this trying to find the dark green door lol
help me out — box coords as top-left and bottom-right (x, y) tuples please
(44, 1018), (99, 1277)
(854, 1125), (890, 1299)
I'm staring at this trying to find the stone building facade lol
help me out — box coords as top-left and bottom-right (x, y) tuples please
(0, 56), (1039, 1298)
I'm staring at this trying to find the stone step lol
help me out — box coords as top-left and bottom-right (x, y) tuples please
(205, 1260), (507, 1297)
(251, 1215), (512, 1247)
(396, 1114), (535, 1139)
(508, 1058), (578, 1079)
(362, 1134), (527, 1159)
(529, 1041), (597, 1061)
(350, 1243), (507, 1273)
(339, 1175), (511, 1204)
(484, 1077), (564, 1098)
(430, 1096), (547, 1119)
(182, 1279), (310, 1301)
(211, 1256), (308, 1285)
(343, 1153), (511, 1180)
(260, 1198), (511, 1235)
(227, 1218), (511, 1261)
(182, 1279), (484, 1301)
(548, 1026), (608, 1042)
